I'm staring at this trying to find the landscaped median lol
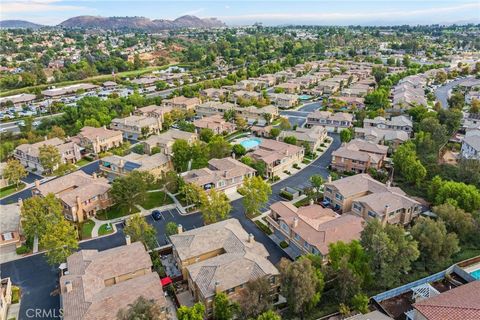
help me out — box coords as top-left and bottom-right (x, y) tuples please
(0, 183), (26, 199)
(96, 204), (140, 221)
(139, 191), (174, 210)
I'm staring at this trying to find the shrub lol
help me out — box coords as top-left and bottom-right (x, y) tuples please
(83, 155), (94, 161)
(280, 241), (289, 248)
(255, 220), (273, 235)
(293, 163), (300, 169)
(11, 286), (20, 303)
(283, 170), (291, 175)
(302, 159), (311, 164)
(280, 190), (294, 200)
(16, 245), (29, 255)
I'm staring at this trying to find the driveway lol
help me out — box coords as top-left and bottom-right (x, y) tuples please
(0, 135), (340, 319)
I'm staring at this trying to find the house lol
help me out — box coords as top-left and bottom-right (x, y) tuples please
(408, 281), (480, 320)
(268, 93), (300, 109)
(345, 311), (392, 320)
(0, 203), (22, 252)
(275, 82), (301, 94)
(331, 139), (388, 173)
(266, 201), (364, 260)
(100, 153), (172, 181)
(60, 242), (170, 320)
(251, 125), (273, 138)
(32, 171), (112, 222)
(110, 115), (162, 139)
(279, 126), (327, 152)
(461, 129), (480, 160)
(1, 278), (12, 320)
(248, 139), (304, 178)
(75, 126), (123, 154)
(306, 111), (354, 132)
(392, 83), (427, 109)
(232, 90), (261, 101)
(193, 114), (236, 135)
(182, 157), (255, 193)
(235, 105), (279, 125)
(315, 81), (340, 94)
(14, 138), (82, 173)
(143, 129), (198, 155)
(323, 174), (421, 225)
(162, 96), (200, 111)
(196, 101), (236, 118)
(200, 88), (229, 100)
(355, 115), (412, 148)
(170, 219), (279, 315)
(329, 96), (365, 109)
(363, 115), (413, 133)
(133, 105), (172, 121)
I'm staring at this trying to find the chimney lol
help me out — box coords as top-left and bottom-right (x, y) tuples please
(34, 180), (40, 188)
(248, 233), (255, 243)
(119, 158), (124, 167)
(292, 217), (299, 228)
(177, 224), (183, 234)
(309, 198), (314, 206)
(92, 172), (97, 179)
(327, 175), (332, 183)
(65, 280), (73, 293)
(125, 235), (131, 245)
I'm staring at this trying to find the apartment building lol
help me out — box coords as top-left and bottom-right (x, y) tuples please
(170, 219), (279, 315)
(161, 96), (200, 111)
(235, 105), (279, 125)
(196, 101), (236, 118)
(74, 126), (123, 154)
(279, 126), (327, 152)
(306, 111), (354, 132)
(363, 115), (413, 133)
(14, 137), (82, 173)
(110, 115), (162, 139)
(266, 201), (364, 260)
(331, 139), (388, 173)
(60, 242), (170, 320)
(249, 139), (304, 178)
(200, 88), (230, 101)
(193, 114), (236, 135)
(268, 93), (300, 109)
(32, 171), (112, 222)
(461, 129), (480, 160)
(323, 174), (421, 225)
(143, 129), (198, 155)
(182, 157), (255, 193)
(133, 104), (173, 121)
(355, 115), (412, 148)
(275, 82), (301, 94)
(100, 152), (172, 181)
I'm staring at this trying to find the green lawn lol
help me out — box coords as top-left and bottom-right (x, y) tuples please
(99, 223), (114, 236)
(96, 205), (139, 220)
(75, 158), (92, 167)
(0, 183), (26, 198)
(80, 220), (95, 239)
(139, 191), (174, 210)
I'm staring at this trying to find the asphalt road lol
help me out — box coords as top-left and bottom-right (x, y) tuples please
(280, 100), (322, 128)
(0, 134), (340, 319)
(434, 76), (475, 109)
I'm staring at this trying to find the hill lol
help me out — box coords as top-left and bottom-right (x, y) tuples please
(0, 20), (44, 29)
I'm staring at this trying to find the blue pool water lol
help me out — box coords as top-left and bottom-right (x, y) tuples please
(240, 138), (261, 150)
(470, 269), (480, 280)
(299, 94), (312, 100)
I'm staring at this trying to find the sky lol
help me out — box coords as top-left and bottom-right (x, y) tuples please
(1, 0), (480, 26)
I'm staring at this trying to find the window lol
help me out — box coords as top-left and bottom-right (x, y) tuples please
(226, 287), (235, 294)
(325, 187), (332, 193)
(368, 211), (377, 218)
(304, 241), (310, 249)
(353, 203), (362, 212)
(280, 221), (290, 233)
(294, 233), (301, 241)
(335, 193), (343, 200)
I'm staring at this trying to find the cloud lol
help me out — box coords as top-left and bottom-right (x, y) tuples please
(180, 7), (205, 16)
(218, 2), (480, 23)
(1, 0), (92, 13)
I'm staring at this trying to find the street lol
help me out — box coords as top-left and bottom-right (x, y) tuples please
(0, 133), (340, 320)
(434, 76), (475, 109)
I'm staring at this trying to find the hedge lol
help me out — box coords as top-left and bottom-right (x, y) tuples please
(280, 190), (294, 200)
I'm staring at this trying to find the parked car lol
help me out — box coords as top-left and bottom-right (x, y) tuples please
(151, 210), (162, 221)
(320, 198), (330, 208)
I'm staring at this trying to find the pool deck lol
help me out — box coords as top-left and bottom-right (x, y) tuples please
(462, 262), (480, 273)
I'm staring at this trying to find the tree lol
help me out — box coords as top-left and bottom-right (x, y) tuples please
(392, 141), (426, 185)
(279, 257), (324, 319)
(372, 66), (387, 84)
(235, 115), (248, 131)
(117, 296), (165, 320)
(190, 142), (209, 169)
(208, 136), (232, 159)
(172, 139), (191, 172)
(429, 176), (480, 212)
(262, 113), (272, 124)
(39, 144), (61, 174)
(470, 98), (480, 114)
(269, 127), (281, 139)
(165, 222), (179, 237)
(177, 302), (205, 320)
(47, 125), (66, 139)
(41, 218), (78, 265)
(21, 194), (64, 242)
(181, 183), (206, 207)
(199, 128), (215, 143)
(340, 129), (352, 143)
(283, 136), (297, 145)
(448, 91), (465, 110)
(200, 188), (231, 225)
(351, 293), (369, 314)
(238, 277), (273, 318)
(213, 292), (239, 320)
(309, 174), (324, 201)
(232, 144), (247, 157)
(411, 217), (459, 270)
(3, 159), (27, 189)
(239, 176), (272, 216)
(434, 70), (447, 84)
(110, 171), (154, 213)
(361, 220), (419, 289)
(433, 203), (475, 243)
(279, 117), (291, 130)
(328, 240), (371, 289)
(257, 311), (281, 320)
(124, 214), (157, 250)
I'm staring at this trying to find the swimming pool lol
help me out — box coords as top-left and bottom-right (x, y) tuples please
(240, 138), (261, 150)
(299, 94), (312, 100)
(470, 268), (480, 280)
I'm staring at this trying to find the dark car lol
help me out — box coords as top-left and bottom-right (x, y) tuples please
(151, 210), (162, 221)
(320, 199), (330, 208)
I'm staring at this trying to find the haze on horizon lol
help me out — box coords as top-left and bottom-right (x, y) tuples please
(1, 0), (479, 26)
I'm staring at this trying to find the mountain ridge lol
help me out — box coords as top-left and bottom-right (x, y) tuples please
(0, 20), (44, 29)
